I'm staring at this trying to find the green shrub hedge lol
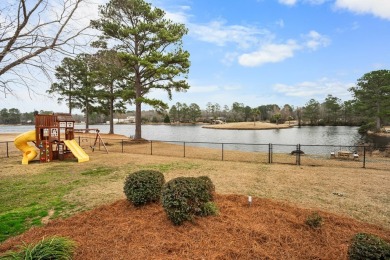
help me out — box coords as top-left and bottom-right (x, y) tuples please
(348, 233), (390, 260)
(161, 176), (215, 225)
(123, 170), (165, 206)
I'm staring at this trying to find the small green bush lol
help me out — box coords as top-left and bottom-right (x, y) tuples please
(1, 236), (76, 260)
(161, 177), (214, 225)
(305, 212), (323, 228)
(123, 170), (165, 206)
(200, 201), (219, 216)
(348, 233), (390, 260)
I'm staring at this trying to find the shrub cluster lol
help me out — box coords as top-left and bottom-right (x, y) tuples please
(1, 236), (76, 260)
(161, 176), (217, 225)
(305, 212), (323, 229)
(348, 233), (390, 260)
(123, 170), (165, 206)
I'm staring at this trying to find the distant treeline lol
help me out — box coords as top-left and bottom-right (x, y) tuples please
(0, 94), (371, 127)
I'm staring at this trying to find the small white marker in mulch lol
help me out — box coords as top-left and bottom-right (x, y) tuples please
(248, 196), (252, 207)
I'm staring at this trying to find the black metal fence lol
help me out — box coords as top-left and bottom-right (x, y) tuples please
(2, 137), (389, 170)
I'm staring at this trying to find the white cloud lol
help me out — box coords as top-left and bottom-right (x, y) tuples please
(334, 0), (390, 20)
(303, 30), (331, 50)
(238, 40), (300, 67)
(305, 0), (329, 4)
(222, 52), (239, 66)
(190, 20), (270, 49)
(237, 30), (329, 67)
(165, 10), (190, 24)
(273, 78), (354, 100)
(279, 0), (297, 6)
(278, 0), (328, 6)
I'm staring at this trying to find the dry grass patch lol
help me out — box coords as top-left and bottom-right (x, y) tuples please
(1, 147), (389, 229)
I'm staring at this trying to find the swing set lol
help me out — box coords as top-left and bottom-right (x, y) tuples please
(74, 129), (109, 153)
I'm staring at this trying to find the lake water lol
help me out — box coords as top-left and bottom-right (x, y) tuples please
(1, 124), (379, 145)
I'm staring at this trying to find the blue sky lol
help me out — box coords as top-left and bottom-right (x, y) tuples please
(2, 0), (390, 113)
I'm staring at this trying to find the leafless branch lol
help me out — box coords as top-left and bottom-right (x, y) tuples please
(0, 0), (93, 96)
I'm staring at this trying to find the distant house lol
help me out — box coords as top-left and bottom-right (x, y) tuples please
(106, 116), (135, 124)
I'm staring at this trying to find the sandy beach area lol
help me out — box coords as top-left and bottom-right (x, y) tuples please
(0, 133), (21, 142)
(202, 121), (293, 130)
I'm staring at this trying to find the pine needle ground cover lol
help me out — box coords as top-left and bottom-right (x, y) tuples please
(0, 151), (389, 259)
(1, 195), (389, 259)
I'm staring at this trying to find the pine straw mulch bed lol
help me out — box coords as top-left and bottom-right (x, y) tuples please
(1, 194), (389, 260)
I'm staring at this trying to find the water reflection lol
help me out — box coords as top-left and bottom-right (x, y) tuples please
(1, 124), (388, 149)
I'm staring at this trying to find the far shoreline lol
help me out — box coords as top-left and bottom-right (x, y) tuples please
(202, 121), (294, 130)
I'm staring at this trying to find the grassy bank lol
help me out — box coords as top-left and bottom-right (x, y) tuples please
(1, 151), (389, 243)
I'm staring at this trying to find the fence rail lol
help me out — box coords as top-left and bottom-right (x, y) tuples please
(2, 137), (389, 170)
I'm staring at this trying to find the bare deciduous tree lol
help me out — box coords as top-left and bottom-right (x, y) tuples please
(0, 0), (90, 97)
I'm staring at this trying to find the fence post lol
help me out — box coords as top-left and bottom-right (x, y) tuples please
(184, 142), (186, 157)
(295, 144), (299, 165)
(298, 144), (301, 166)
(121, 139), (124, 153)
(363, 146), (366, 168)
(150, 141), (153, 155)
(78, 136), (81, 145)
(6, 141), (9, 158)
(268, 143), (272, 164)
(222, 143), (224, 161)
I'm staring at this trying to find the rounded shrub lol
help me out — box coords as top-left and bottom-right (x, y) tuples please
(305, 212), (323, 229)
(161, 177), (214, 225)
(197, 176), (215, 195)
(123, 170), (165, 206)
(348, 233), (390, 260)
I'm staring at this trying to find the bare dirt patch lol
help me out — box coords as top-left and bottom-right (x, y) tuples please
(1, 194), (389, 259)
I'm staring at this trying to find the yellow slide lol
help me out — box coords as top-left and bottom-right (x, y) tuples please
(64, 140), (89, 163)
(14, 130), (38, 165)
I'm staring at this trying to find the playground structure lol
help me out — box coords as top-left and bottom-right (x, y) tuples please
(14, 113), (89, 164)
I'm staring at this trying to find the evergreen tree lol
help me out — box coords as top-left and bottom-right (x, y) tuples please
(350, 70), (390, 131)
(92, 0), (190, 140)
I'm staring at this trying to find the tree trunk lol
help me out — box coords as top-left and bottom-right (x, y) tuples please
(376, 102), (381, 132)
(85, 100), (89, 130)
(109, 83), (114, 134)
(109, 97), (114, 134)
(134, 76), (142, 140)
(135, 100), (142, 139)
